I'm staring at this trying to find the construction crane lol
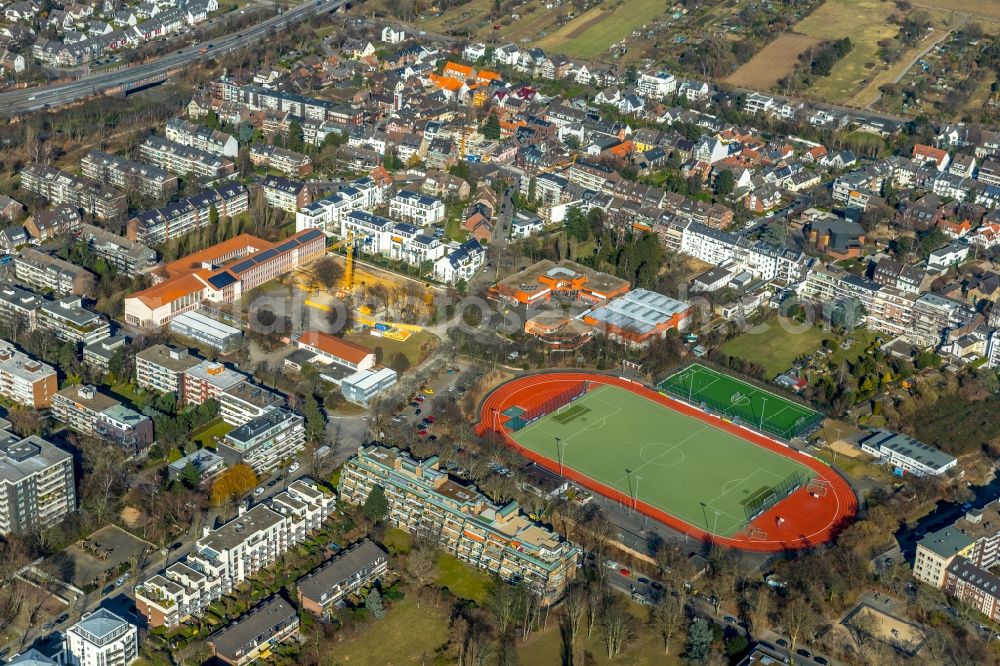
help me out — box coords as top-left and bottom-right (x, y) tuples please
(536, 153), (578, 176)
(459, 106), (476, 161)
(325, 231), (357, 291)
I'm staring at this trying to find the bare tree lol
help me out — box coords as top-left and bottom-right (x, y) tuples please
(778, 593), (818, 654)
(602, 600), (635, 658)
(650, 592), (684, 654)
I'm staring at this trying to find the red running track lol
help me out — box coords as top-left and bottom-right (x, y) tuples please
(478, 372), (857, 553)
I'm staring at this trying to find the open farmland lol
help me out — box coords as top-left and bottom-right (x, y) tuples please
(911, 0), (1000, 21)
(794, 0), (899, 103)
(534, 0), (666, 58)
(725, 32), (824, 90)
(843, 27), (949, 107)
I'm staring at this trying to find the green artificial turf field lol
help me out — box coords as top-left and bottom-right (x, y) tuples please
(658, 364), (822, 439)
(511, 384), (814, 536)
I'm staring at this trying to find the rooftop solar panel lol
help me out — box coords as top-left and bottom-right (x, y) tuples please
(208, 271), (238, 290)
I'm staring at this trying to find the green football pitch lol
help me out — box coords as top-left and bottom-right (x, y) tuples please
(657, 364), (822, 439)
(512, 384), (814, 537)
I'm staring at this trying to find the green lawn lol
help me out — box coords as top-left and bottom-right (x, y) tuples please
(513, 384), (814, 536)
(109, 382), (145, 406)
(536, 0), (666, 58)
(825, 328), (883, 369)
(345, 329), (439, 368)
(518, 599), (682, 664)
(191, 419), (234, 449)
(436, 553), (492, 604)
(381, 528), (412, 554)
(328, 598), (450, 665)
(721, 325), (828, 379)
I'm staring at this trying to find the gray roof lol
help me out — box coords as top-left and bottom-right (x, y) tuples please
(69, 608), (133, 647)
(0, 434), (70, 485)
(920, 526), (974, 558)
(859, 429), (956, 472)
(297, 540), (387, 603)
(209, 597), (298, 659)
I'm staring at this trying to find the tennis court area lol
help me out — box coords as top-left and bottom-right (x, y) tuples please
(512, 384), (814, 537)
(658, 364), (822, 440)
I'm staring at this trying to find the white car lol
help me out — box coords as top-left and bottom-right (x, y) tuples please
(253, 486), (265, 496)
(289, 462), (300, 473)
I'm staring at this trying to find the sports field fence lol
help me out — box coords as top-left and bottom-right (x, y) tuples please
(507, 381), (590, 431)
(742, 470), (805, 524)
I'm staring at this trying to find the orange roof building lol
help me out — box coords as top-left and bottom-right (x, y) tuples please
(443, 61), (476, 80)
(490, 259), (630, 305)
(292, 331), (376, 371)
(124, 229), (326, 328)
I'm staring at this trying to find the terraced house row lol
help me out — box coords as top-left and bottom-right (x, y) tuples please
(80, 149), (178, 199)
(125, 182), (248, 245)
(135, 479), (335, 629)
(20, 164), (127, 221)
(339, 445), (579, 604)
(139, 135), (236, 183)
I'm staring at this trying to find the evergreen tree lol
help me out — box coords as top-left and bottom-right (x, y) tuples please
(685, 617), (713, 662)
(302, 394), (326, 443)
(287, 120), (305, 153)
(482, 114), (502, 140)
(365, 588), (385, 618)
(363, 485), (390, 522)
(180, 461), (201, 489)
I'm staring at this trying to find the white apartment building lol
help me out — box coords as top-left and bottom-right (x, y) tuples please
(743, 93), (776, 115)
(341, 211), (446, 266)
(38, 297), (111, 346)
(135, 344), (200, 395)
(0, 429), (75, 535)
(636, 70), (677, 100)
(135, 479), (335, 628)
(80, 150), (178, 199)
(217, 382), (283, 427)
(164, 118), (239, 158)
(388, 189), (445, 225)
(62, 609), (139, 666)
(139, 136), (236, 182)
(433, 239), (485, 284)
(219, 408), (304, 473)
(294, 177), (382, 236)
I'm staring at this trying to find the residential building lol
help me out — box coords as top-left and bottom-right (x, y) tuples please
(7, 649), (57, 666)
(52, 384), (153, 452)
(135, 344), (200, 395)
(62, 609), (138, 666)
(858, 429), (957, 477)
(0, 426), (74, 535)
(433, 239), (485, 284)
(388, 189), (445, 225)
(168, 310), (243, 353)
(126, 182), (249, 245)
(294, 177), (384, 236)
(139, 136), (236, 182)
(24, 205), (81, 241)
(80, 150), (178, 199)
(76, 224), (158, 277)
(208, 597), (299, 666)
(339, 367), (397, 406)
(167, 448), (225, 484)
(37, 296), (110, 345)
(297, 540), (388, 617)
(914, 526), (975, 587)
(135, 480), (335, 628)
(219, 408), (304, 473)
(341, 212), (445, 266)
(182, 360), (245, 407)
(82, 334), (127, 373)
(0, 343), (56, 408)
(261, 175), (312, 212)
(19, 164), (127, 221)
(164, 118), (239, 158)
(217, 381), (283, 427)
(636, 70), (676, 99)
(339, 446), (579, 603)
(249, 144), (313, 177)
(13, 249), (95, 298)
(944, 557), (1000, 622)
(0, 284), (43, 329)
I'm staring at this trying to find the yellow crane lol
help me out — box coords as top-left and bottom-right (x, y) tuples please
(536, 153), (578, 175)
(325, 231), (357, 291)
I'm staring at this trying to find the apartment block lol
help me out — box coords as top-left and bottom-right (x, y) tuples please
(217, 382), (283, 427)
(261, 174), (311, 212)
(12, 248), (96, 297)
(135, 479), (335, 628)
(388, 189), (446, 225)
(24, 205), (80, 241)
(52, 384), (153, 453)
(20, 164), (127, 221)
(339, 446), (579, 603)
(914, 502), (1000, 587)
(297, 540), (388, 617)
(0, 343), (57, 408)
(944, 556), (1000, 622)
(219, 408), (305, 473)
(294, 176), (383, 236)
(342, 211), (445, 266)
(0, 425), (74, 535)
(126, 182), (249, 245)
(249, 144), (313, 177)
(80, 150), (178, 199)
(0, 284), (43, 328)
(164, 118), (239, 158)
(139, 136), (236, 182)
(62, 609), (139, 666)
(82, 334), (128, 373)
(37, 296), (111, 345)
(135, 344), (200, 395)
(77, 224), (158, 277)
(208, 597), (299, 666)
(182, 360), (246, 406)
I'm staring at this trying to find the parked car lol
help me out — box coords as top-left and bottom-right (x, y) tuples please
(289, 462), (300, 473)
(253, 486), (265, 496)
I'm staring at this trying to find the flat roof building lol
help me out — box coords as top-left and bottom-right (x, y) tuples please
(220, 408), (305, 473)
(0, 425), (75, 535)
(169, 310), (242, 353)
(340, 367), (397, 406)
(859, 429), (957, 477)
(209, 597), (299, 666)
(297, 539), (388, 617)
(491, 259), (630, 305)
(583, 288), (691, 346)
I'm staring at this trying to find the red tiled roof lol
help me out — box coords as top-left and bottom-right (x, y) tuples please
(296, 331), (373, 364)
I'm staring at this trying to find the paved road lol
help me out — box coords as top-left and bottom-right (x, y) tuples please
(0, 0), (348, 116)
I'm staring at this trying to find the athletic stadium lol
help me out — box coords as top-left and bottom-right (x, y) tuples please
(478, 371), (856, 552)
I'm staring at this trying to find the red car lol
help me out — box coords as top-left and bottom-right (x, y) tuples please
(620, 568), (631, 577)
(415, 395), (425, 402)
(426, 415), (436, 423)
(418, 429), (428, 436)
